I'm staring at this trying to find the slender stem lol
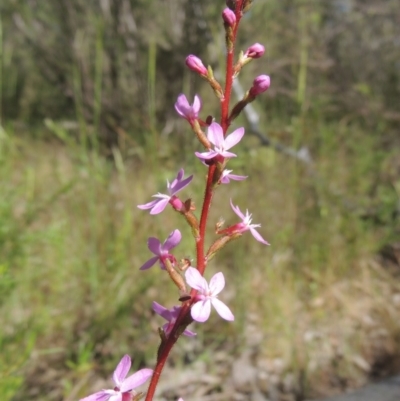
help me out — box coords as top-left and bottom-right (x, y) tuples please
(197, 164), (216, 275)
(145, 3), (246, 399)
(221, 1), (244, 133)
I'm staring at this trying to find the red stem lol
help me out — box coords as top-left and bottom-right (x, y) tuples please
(144, 2), (245, 400)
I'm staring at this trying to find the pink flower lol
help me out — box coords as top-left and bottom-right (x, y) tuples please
(185, 267), (234, 323)
(186, 55), (207, 76)
(137, 169), (193, 215)
(195, 122), (244, 160)
(140, 230), (181, 270)
(152, 302), (196, 337)
(175, 94), (201, 122)
(244, 43), (265, 59)
(249, 75), (271, 96)
(220, 169), (247, 184)
(79, 355), (152, 401)
(230, 199), (269, 245)
(222, 8), (236, 26)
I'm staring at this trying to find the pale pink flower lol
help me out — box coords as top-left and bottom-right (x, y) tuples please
(79, 355), (152, 401)
(249, 75), (271, 96)
(195, 122), (244, 160)
(185, 267), (234, 323)
(175, 94), (201, 122)
(230, 199), (269, 245)
(137, 169), (193, 215)
(152, 302), (196, 337)
(140, 230), (181, 270)
(220, 169), (247, 184)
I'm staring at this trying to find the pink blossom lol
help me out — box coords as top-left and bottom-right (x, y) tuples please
(230, 199), (269, 245)
(222, 8), (236, 26)
(249, 75), (271, 96)
(137, 169), (193, 215)
(186, 55), (208, 76)
(152, 302), (196, 337)
(244, 43), (265, 59)
(220, 169), (247, 184)
(175, 94), (201, 122)
(195, 122), (244, 160)
(79, 355), (152, 401)
(185, 267), (234, 323)
(140, 230), (181, 270)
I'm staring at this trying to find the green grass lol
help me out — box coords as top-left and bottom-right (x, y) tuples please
(0, 118), (399, 400)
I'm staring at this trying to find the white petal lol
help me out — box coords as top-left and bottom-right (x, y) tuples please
(208, 272), (225, 296)
(185, 267), (208, 292)
(211, 298), (234, 321)
(191, 300), (211, 322)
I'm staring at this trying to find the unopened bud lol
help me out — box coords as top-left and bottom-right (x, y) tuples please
(249, 75), (271, 96)
(186, 55), (208, 76)
(206, 233), (241, 262)
(244, 43), (265, 59)
(163, 258), (187, 293)
(222, 8), (236, 27)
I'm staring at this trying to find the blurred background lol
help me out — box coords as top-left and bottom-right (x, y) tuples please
(0, 0), (399, 400)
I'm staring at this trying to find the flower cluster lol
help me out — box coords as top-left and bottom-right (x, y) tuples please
(79, 2), (271, 400)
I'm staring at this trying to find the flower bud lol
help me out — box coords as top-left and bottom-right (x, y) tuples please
(185, 55), (207, 76)
(244, 43), (265, 59)
(222, 8), (236, 27)
(249, 75), (271, 96)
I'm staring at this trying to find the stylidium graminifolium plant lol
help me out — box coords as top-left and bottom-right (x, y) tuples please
(79, 1), (271, 400)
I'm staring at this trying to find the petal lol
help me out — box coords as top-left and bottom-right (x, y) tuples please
(139, 256), (159, 270)
(193, 95), (202, 113)
(227, 173), (247, 181)
(185, 267), (208, 293)
(208, 272), (225, 295)
(80, 390), (111, 401)
(183, 328), (197, 337)
(220, 150), (237, 158)
(211, 298), (235, 321)
(171, 174), (193, 195)
(120, 368), (153, 392)
(249, 227), (270, 245)
(191, 300), (211, 322)
(176, 168), (184, 182)
(150, 198), (169, 215)
(137, 199), (159, 210)
(174, 94), (190, 118)
(108, 394), (122, 401)
(221, 173), (247, 184)
(147, 237), (162, 255)
(230, 199), (245, 220)
(152, 301), (172, 321)
(113, 355), (131, 386)
(207, 122), (224, 147)
(163, 229), (182, 250)
(195, 150), (217, 160)
(223, 127), (245, 150)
